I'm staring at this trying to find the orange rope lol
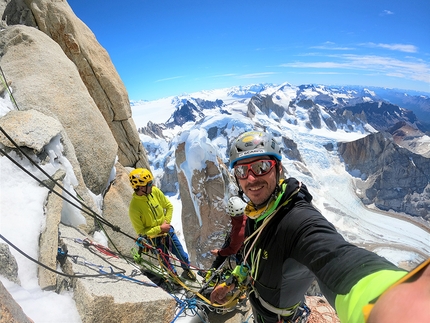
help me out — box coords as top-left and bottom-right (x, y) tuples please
(307, 298), (340, 323)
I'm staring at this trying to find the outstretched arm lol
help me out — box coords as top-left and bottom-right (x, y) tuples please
(366, 258), (430, 323)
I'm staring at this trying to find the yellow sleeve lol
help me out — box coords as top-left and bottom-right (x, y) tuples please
(335, 270), (407, 323)
(153, 187), (173, 223)
(129, 194), (146, 236)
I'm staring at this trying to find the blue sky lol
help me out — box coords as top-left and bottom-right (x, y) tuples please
(68, 0), (430, 101)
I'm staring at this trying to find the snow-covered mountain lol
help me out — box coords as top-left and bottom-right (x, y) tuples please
(131, 82), (430, 268)
(131, 83), (430, 133)
(1, 81), (429, 323)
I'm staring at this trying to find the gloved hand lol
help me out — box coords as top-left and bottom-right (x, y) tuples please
(210, 282), (235, 304)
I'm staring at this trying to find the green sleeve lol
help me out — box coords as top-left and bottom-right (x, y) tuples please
(335, 270), (407, 323)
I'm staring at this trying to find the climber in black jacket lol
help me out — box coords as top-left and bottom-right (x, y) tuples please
(210, 130), (430, 323)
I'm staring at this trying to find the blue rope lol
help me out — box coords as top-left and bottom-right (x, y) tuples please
(99, 267), (158, 287)
(242, 313), (254, 323)
(169, 295), (208, 323)
(135, 237), (211, 322)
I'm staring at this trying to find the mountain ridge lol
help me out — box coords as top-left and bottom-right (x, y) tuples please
(134, 82), (430, 223)
(131, 83), (430, 129)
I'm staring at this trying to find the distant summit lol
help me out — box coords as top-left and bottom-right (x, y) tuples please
(133, 83), (429, 134)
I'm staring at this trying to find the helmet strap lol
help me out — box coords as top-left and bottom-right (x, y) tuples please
(273, 160), (282, 195)
(236, 176), (246, 199)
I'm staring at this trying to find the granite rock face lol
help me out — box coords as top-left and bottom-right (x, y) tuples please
(338, 131), (430, 220)
(0, 280), (34, 323)
(0, 1), (153, 321)
(0, 24), (118, 195)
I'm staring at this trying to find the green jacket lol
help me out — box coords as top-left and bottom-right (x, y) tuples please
(129, 186), (173, 237)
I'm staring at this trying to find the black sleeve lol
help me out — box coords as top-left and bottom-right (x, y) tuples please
(283, 200), (402, 305)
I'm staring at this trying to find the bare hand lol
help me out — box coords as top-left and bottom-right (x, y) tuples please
(210, 283), (235, 304)
(160, 221), (171, 233)
(368, 263), (430, 323)
(210, 249), (219, 256)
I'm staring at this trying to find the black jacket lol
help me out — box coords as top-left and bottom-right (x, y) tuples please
(243, 177), (400, 311)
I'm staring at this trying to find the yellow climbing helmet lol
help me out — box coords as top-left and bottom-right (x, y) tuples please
(129, 168), (154, 189)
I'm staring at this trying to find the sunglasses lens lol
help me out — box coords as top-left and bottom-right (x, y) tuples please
(234, 160), (275, 179)
(251, 160), (273, 175)
(234, 166), (248, 179)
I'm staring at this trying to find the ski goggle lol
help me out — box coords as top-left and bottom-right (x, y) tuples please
(234, 160), (276, 179)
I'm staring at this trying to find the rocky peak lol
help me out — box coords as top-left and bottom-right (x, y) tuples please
(388, 121), (430, 158)
(247, 94), (287, 120)
(194, 97), (224, 109)
(165, 100), (204, 127)
(340, 101), (418, 131)
(3, 0), (148, 170)
(139, 120), (166, 139)
(338, 132), (430, 219)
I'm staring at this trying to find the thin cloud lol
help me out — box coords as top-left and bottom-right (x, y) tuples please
(312, 45), (355, 51)
(380, 10), (394, 16)
(237, 72), (278, 79)
(288, 71), (349, 75)
(312, 42), (355, 51)
(282, 62), (344, 69)
(154, 76), (185, 83)
(364, 42), (418, 53)
(280, 54), (430, 83)
(210, 73), (237, 78)
(297, 52), (325, 57)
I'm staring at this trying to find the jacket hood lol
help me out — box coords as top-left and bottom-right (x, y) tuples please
(281, 177), (313, 204)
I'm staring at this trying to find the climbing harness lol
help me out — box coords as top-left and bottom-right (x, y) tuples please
(133, 234), (248, 313)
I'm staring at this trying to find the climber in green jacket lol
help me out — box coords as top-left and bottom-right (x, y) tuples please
(210, 130), (430, 323)
(129, 168), (196, 281)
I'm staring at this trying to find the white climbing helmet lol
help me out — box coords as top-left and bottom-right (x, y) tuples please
(227, 196), (247, 217)
(229, 130), (282, 167)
